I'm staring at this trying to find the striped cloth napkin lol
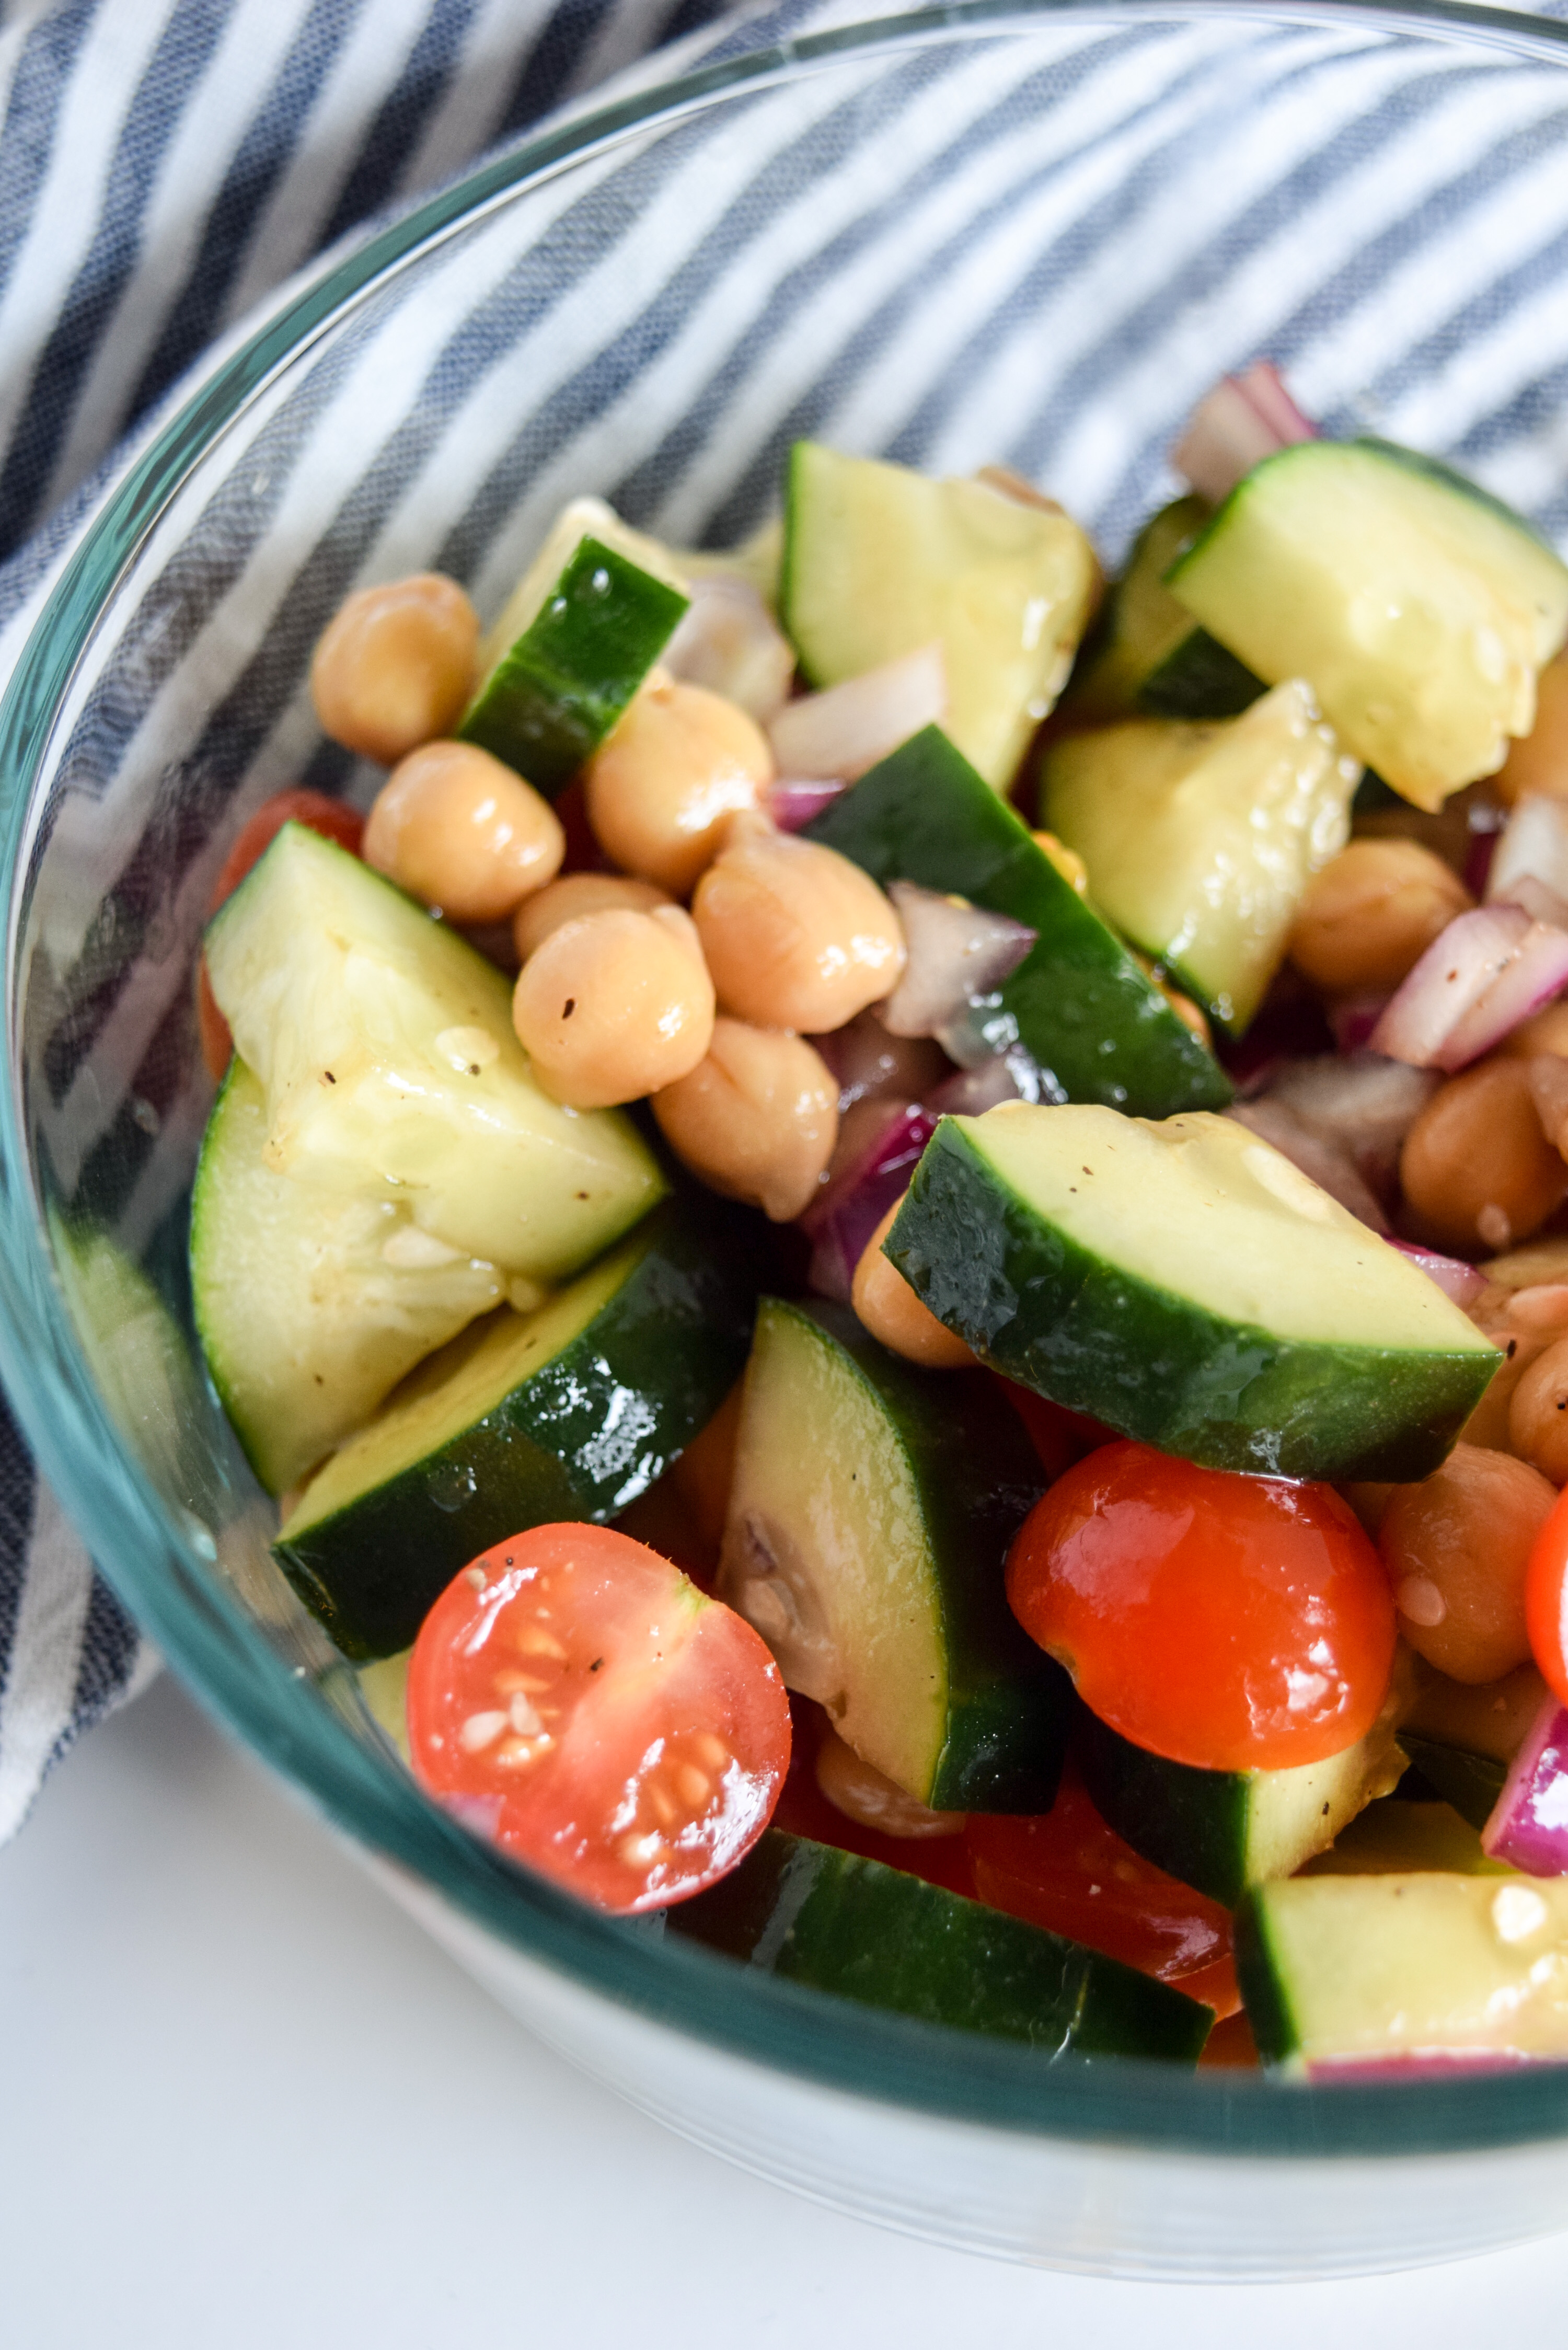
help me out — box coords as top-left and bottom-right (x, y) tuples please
(0, 0), (792, 1838)
(6, 0), (1568, 1842)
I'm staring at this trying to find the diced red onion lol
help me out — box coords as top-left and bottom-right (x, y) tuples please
(1387, 1238), (1489, 1309)
(767, 643), (946, 782)
(1440, 920), (1568, 1069)
(1308, 2052), (1544, 2083)
(1498, 872), (1568, 930)
(662, 572), (795, 721)
(880, 881), (1036, 1041)
(926, 1055), (1027, 1115)
(1260, 1053), (1439, 1203)
(798, 1099), (937, 1300)
(808, 1009), (950, 1114)
(1368, 903), (1540, 1068)
(770, 777), (846, 833)
(1487, 795), (1568, 913)
(1226, 1101), (1389, 1231)
(1330, 994), (1390, 1055)
(1482, 1698), (1568, 1875)
(1172, 360), (1318, 503)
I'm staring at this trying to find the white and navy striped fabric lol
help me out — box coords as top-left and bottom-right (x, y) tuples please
(10, 0), (1568, 1838)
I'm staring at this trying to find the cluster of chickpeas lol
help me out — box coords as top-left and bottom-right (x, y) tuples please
(1283, 676), (1568, 1697)
(309, 564), (969, 1359)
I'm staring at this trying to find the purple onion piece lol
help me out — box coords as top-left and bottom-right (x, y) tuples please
(1387, 1238), (1489, 1309)
(1368, 903), (1532, 1066)
(770, 777), (847, 833)
(808, 1008), (951, 1114)
(1172, 360), (1317, 502)
(1486, 795), (1568, 913)
(880, 882), (1037, 1041)
(1437, 918), (1568, 1069)
(1482, 1697), (1568, 1875)
(1308, 2051), (1548, 2083)
(767, 643), (946, 782)
(926, 1055), (1025, 1115)
(662, 572), (795, 721)
(1330, 993), (1390, 1055)
(798, 1099), (937, 1301)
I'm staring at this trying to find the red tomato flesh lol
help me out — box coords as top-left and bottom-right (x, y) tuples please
(407, 1524), (790, 1914)
(993, 1374), (1116, 1480)
(967, 1763), (1240, 2017)
(197, 792), (365, 1079)
(1006, 1441), (1396, 1772)
(1526, 1482), (1568, 1708)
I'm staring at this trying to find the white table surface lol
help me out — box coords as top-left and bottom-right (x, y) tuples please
(5, 1676), (1568, 2347)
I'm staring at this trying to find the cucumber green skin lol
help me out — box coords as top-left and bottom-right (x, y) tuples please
(1398, 1734), (1506, 1834)
(458, 536), (688, 794)
(1073, 1713), (1282, 1910)
(1138, 630), (1262, 720)
(1229, 1891), (1300, 2068)
(1067, 497), (1263, 722)
(669, 1829), (1209, 2060)
(798, 1299), (1069, 1812)
(273, 1200), (756, 1660)
(804, 727), (1230, 1118)
(886, 1119), (1497, 1482)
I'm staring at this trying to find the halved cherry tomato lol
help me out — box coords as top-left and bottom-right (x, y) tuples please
(1006, 1441), (1396, 1772)
(967, 1763), (1239, 2017)
(407, 1523), (790, 1913)
(1525, 1482), (1568, 1708)
(197, 790), (365, 1079)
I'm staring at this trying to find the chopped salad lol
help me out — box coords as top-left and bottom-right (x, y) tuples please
(191, 360), (1568, 2077)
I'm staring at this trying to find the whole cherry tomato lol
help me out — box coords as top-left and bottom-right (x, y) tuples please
(1005, 1441), (1396, 1772)
(407, 1524), (790, 1914)
(197, 790), (364, 1078)
(1525, 1481), (1568, 1707)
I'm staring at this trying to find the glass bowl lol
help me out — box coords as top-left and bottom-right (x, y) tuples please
(8, 0), (1568, 2281)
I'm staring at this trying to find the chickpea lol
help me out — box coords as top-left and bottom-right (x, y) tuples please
(851, 1200), (975, 1369)
(512, 904), (714, 1108)
(1378, 1443), (1556, 1681)
(815, 1724), (965, 1837)
(513, 871), (671, 963)
(1399, 1058), (1568, 1254)
(363, 741), (562, 922)
(584, 673), (773, 895)
(1500, 998), (1568, 1059)
(310, 574), (478, 764)
(1288, 838), (1472, 996)
(1508, 1335), (1568, 1483)
(652, 1017), (837, 1220)
(1495, 645), (1568, 805)
(693, 821), (905, 1033)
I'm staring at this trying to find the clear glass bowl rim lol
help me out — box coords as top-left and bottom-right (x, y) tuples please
(7, 0), (1568, 2160)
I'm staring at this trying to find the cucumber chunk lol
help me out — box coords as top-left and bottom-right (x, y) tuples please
(1166, 439), (1568, 811)
(669, 1828), (1210, 2060)
(716, 1297), (1066, 1812)
(1078, 1701), (1407, 1908)
(805, 727), (1230, 1117)
(191, 1061), (505, 1495)
(1041, 679), (1360, 1032)
(275, 1200), (757, 1659)
(781, 444), (1099, 789)
(460, 527), (688, 793)
(205, 822), (664, 1280)
(885, 1103), (1500, 1481)
(1064, 496), (1263, 724)
(1302, 1799), (1507, 1877)
(1237, 1872), (1568, 2073)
